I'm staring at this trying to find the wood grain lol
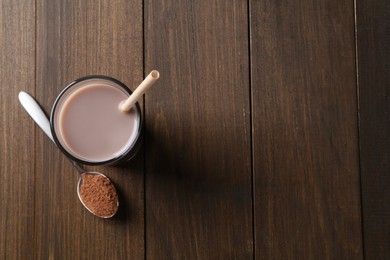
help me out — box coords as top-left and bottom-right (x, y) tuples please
(0, 0), (35, 259)
(2, 0), (388, 257)
(34, 0), (143, 258)
(145, 0), (253, 258)
(250, 0), (363, 258)
(357, 0), (390, 258)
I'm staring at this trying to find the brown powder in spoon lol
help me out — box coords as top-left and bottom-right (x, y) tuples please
(79, 173), (119, 217)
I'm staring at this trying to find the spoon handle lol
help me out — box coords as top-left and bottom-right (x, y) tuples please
(69, 159), (85, 174)
(18, 91), (54, 142)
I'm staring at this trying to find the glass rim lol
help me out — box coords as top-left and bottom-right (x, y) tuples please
(50, 75), (142, 166)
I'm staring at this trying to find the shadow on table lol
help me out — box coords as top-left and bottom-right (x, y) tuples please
(108, 145), (144, 223)
(140, 126), (249, 206)
(111, 124), (250, 223)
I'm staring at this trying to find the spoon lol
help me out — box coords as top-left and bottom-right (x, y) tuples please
(18, 91), (119, 218)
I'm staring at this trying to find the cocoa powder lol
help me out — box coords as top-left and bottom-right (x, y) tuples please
(79, 173), (118, 217)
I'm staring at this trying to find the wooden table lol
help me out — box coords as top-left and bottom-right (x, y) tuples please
(1, 0), (389, 259)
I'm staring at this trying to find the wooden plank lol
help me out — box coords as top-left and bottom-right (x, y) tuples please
(357, 0), (390, 258)
(145, 1), (252, 258)
(34, 0), (143, 258)
(0, 0), (35, 258)
(250, 0), (363, 258)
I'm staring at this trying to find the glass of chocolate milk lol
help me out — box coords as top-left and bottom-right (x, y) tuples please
(50, 76), (142, 165)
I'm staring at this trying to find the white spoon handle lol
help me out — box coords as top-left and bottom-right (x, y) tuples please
(18, 91), (54, 143)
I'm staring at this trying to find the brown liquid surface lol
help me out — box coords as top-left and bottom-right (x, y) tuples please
(59, 84), (138, 162)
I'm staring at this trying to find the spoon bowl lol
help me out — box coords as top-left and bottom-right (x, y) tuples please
(77, 172), (119, 218)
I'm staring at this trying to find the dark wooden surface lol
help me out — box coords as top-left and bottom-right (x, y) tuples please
(0, 0), (35, 258)
(250, 0), (363, 258)
(357, 0), (390, 259)
(0, 0), (388, 259)
(145, 1), (252, 258)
